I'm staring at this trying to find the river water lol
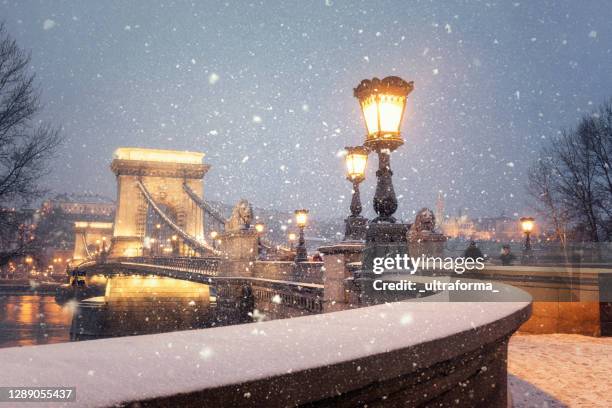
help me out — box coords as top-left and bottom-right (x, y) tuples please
(0, 295), (75, 349)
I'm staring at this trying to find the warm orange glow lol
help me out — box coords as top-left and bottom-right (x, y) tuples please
(345, 146), (368, 181)
(113, 147), (204, 165)
(295, 209), (308, 228)
(288, 233), (297, 242)
(520, 217), (535, 233)
(24, 256), (33, 264)
(74, 221), (113, 229)
(171, 235), (178, 241)
(360, 94), (406, 138)
(255, 222), (265, 234)
(210, 231), (218, 239)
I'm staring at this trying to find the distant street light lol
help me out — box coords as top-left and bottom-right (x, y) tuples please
(344, 145), (368, 240)
(520, 216), (535, 264)
(288, 232), (297, 250)
(254, 222), (265, 257)
(171, 234), (178, 255)
(354, 76), (413, 223)
(294, 209), (309, 262)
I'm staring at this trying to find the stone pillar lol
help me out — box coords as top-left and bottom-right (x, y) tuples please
(218, 229), (258, 277)
(110, 174), (143, 257)
(319, 242), (364, 312)
(407, 231), (447, 258)
(107, 148), (209, 258)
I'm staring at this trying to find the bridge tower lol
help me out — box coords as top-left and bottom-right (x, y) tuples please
(109, 148), (210, 257)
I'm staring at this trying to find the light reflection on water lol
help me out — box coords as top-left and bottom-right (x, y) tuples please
(0, 276), (221, 348)
(0, 295), (74, 349)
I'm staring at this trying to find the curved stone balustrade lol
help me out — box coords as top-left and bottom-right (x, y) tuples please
(0, 283), (530, 407)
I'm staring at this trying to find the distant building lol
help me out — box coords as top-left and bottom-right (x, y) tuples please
(0, 208), (38, 253)
(441, 214), (475, 239)
(42, 193), (115, 220)
(472, 216), (524, 241)
(434, 199), (533, 241)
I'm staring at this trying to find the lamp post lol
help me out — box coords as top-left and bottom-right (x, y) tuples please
(294, 209), (308, 262)
(354, 76), (414, 223)
(171, 234), (178, 255)
(520, 217), (535, 263)
(255, 222), (265, 259)
(344, 146), (368, 240)
(288, 232), (297, 250)
(210, 230), (219, 250)
(155, 223), (161, 256)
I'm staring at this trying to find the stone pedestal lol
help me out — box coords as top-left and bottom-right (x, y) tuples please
(344, 216), (367, 241)
(318, 242), (364, 312)
(218, 229), (258, 277)
(358, 222), (409, 302)
(362, 222), (408, 272)
(407, 230), (447, 258)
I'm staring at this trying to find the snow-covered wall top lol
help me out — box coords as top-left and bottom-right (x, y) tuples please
(0, 295), (531, 407)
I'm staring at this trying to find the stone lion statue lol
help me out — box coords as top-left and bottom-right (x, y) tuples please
(408, 207), (446, 256)
(410, 208), (436, 234)
(226, 199), (253, 231)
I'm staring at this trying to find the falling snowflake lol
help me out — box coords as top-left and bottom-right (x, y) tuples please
(43, 19), (56, 30)
(208, 73), (219, 84)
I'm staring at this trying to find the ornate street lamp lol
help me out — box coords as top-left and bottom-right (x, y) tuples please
(294, 209), (309, 262)
(520, 216), (535, 264)
(354, 76), (414, 223)
(254, 222), (265, 258)
(520, 216), (535, 251)
(210, 230), (219, 250)
(344, 145), (368, 240)
(288, 232), (297, 250)
(171, 234), (178, 255)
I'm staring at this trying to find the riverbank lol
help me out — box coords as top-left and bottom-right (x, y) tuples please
(0, 280), (62, 295)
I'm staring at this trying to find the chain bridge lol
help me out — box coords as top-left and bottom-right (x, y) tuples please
(69, 147), (324, 320)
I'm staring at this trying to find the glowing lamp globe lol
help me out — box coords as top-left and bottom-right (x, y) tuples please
(345, 146), (368, 182)
(295, 209), (309, 228)
(520, 217), (535, 233)
(255, 222), (265, 234)
(288, 232), (297, 242)
(354, 76), (414, 151)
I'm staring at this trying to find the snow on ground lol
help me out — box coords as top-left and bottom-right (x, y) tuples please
(508, 333), (612, 407)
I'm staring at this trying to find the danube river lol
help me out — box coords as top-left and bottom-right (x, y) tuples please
(0, 295), (74, 349)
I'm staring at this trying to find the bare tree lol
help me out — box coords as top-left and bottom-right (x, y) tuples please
(527, 157), (569, 247)
(0, 23), (62, 266)
(529, 99), (612, 244)
(590, 101), (612, 239)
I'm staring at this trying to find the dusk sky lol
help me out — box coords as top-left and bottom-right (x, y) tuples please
(1, 0), (610, 221)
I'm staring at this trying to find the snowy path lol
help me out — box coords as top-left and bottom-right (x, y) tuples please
(508, 333), (612, 407)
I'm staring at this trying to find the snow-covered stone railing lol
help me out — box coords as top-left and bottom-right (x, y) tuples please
(0, 284), (531, 407)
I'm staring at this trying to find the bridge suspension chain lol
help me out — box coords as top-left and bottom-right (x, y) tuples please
(182, 183), (227, 226)
(81, 232), (93, 259)
(182, 182), (292, 254)
(136, 180), (221, 256)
